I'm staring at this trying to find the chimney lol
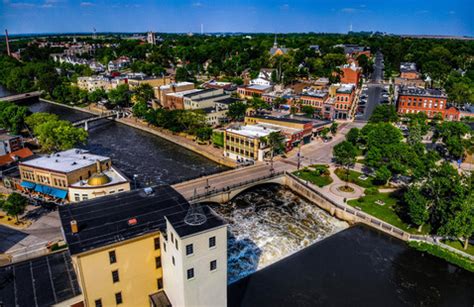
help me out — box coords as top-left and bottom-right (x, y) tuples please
(70, 220), (78, 234)
(5, 29), (11, 57)
(96, 160), (101, 173)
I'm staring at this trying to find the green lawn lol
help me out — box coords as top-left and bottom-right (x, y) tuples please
(294, 169), (333, 188)
(443, 240), (474, 256)
(335, 168), (377, 188)
(347, 192), (429, 234)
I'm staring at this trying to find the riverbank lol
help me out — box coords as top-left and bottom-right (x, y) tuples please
(38, 99), (237, 168)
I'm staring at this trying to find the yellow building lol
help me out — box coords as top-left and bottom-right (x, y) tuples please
(224, 125), (278, 162)
(128, 76), (172, 90)
(19, 149), (130, 202)
(59, 186), (228, 307)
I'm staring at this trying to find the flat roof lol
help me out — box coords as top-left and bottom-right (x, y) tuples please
(166, 89), (202, 98)
(249, 115), (313, 125)
(226, 125), (278, 139)
(20, 148), (110, 174)
(399, 86), (447, 98)
(215, 97), (244, 105)
(59, 185), (225, 255)
(191, 93), (229, 102)
(0, 133), (21, 141)
(246, 84), (272, 91)
(159, 82), (194, 90)
(183, 88), (218, 98)
(0, 251), (81, 307)
(69, 166), (129, 188)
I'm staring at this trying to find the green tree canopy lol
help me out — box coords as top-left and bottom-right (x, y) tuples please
(369, 105), (399, 123)
(34, 120), (88, 152)
(1, 193), (28, 223)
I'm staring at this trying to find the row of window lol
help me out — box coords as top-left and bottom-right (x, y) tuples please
(335, 103), (350, 110)
(399, 101), (443, 109)
(225, 145), (254, 158)
(74, 188), (125, 202)
(184, 236), (216, 256)
(95, 292), (122, 307)
(186, 260), (218, 280)
(107, 237), (161, 265)
(301, 100), (323, 107)
(336, 96), (350, 102)
(226, 135), (253, 146)
(400, 97), (443, 103)
(399, 109), (442, 117)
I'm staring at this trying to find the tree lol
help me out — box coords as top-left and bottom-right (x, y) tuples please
(333, 141), (357, 187)
(330, 122), (339, 135)
(433, 121), (471, 160)
(407, 121), (423, 145)
(320, 127), (330, 139)
(88, 88), (107, 103)
(369, 105), (398, 123)
(25, 112), (59, 131)
(1, 193), (28, 223)
(346, 128), (360, 145)
(108, 84), (130, 108)
(196, 127), (213, 142)
(175, 67), (190, 82)
(264, 131), (286, 169)
(405, 186), (429, 232)
(0, 102), (28, 134)
(34, 120), (88, 152)
(301, 105), (315, 117)
(227, 101), (247, 121)
(133, 84), (154, 103)
(374, 165), (391, 185)
(437, 200), (474, 250)
(132, 101), (149, 118)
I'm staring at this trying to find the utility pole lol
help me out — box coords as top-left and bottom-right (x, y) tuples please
(297, 145), (302, 170)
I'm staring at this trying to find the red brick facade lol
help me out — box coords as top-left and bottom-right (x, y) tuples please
(397, 93), (447, 118)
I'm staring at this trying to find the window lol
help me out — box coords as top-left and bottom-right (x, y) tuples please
(172, 256), (175, 266)
(112, 270), (119, 283)
(163, 242), (167, 252)
(154, 237), (160, 250)
(82, 194), (88, 200)
(175, 239), (178, 250)
(209, 236), (216, 248)
(94, 299), (102, 307)
(109, 251), (116, 264)
(74, 193), (80, 202)
(115, 292), (123, 305)
(170, 232), (174, 242)
(187, 268), (194, 280)
(186, 244), (193, 256)
(155, 256), (161, 269)
(157, 278), (163, 290)
(210, 260), (217, 271)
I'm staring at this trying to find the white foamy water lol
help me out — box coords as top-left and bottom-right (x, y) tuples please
(209, 184), (348, 283)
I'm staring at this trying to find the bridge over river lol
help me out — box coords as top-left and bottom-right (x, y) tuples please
(0, 91), (42, 103)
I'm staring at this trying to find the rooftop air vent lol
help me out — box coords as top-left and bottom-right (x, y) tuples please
(128, 218), (137, 226)
(144, 187), (154, 195)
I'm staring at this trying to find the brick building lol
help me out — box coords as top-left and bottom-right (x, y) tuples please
(397, 87), (447, 118)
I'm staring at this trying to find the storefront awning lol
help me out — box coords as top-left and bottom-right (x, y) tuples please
(21, 181), (36, 189)
(34, 184), (68, 199)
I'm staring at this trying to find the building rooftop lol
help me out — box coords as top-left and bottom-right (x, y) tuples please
(249, 115), (313, 125)
(183, 88), (218, 98)
(69, 166), (129, 188)
(400, 62), (418, 73)
(0, 133), (21, 141)
(166, 89), (202, 98)
(399, 86), (447, 98)
(159, 82), (194, 90)
(226, 124), (279, 139)
(244, 84), (273, 91)
(59, 185), (225, 255)
(215, 97), (244, 105)
(301, 91), (328, 99)
(20, 149), (110, 174)
(336, 84), (355, 94)
(191, 93), (229, 102)
(0, 251), (81, 307)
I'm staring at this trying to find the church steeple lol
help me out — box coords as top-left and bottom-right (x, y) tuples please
(273, 34), (278, 48)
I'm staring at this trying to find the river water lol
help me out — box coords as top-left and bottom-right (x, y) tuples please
(25, 99), (228, 185)
(208, 184), (348, 283)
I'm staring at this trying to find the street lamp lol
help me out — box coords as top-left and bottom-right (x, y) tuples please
(133, 174), (138, 189)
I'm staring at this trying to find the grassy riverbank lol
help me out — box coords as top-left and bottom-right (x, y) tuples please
(408, 241), (474, 273)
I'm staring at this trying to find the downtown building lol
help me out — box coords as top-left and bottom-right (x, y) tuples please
(0, 186), (228, 307)
(397, 86), (448, 118)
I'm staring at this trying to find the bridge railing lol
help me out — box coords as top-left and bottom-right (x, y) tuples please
(188, 171), (284, 202)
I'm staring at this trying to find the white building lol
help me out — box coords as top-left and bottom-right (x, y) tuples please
(161, 207), (227, 307)
(250, 68), (275, 86)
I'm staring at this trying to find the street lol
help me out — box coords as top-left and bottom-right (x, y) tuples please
(357, 51), (385, 121)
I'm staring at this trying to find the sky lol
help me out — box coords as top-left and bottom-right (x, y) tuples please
(0, 0), (473, 36)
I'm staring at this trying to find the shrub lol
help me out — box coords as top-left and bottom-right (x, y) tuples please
(365, 187), (379, 195)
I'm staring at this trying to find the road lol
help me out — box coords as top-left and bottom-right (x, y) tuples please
(173, 121), (365, 199)
(358, 51), (385, 121)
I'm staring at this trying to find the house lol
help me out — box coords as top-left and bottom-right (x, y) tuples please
(0, 133), (23, 155)
(400, 62), (421, 80)
(250, 69), (275, 86)
(0, 147), (34, 169)
(237, 84), (273, 99)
